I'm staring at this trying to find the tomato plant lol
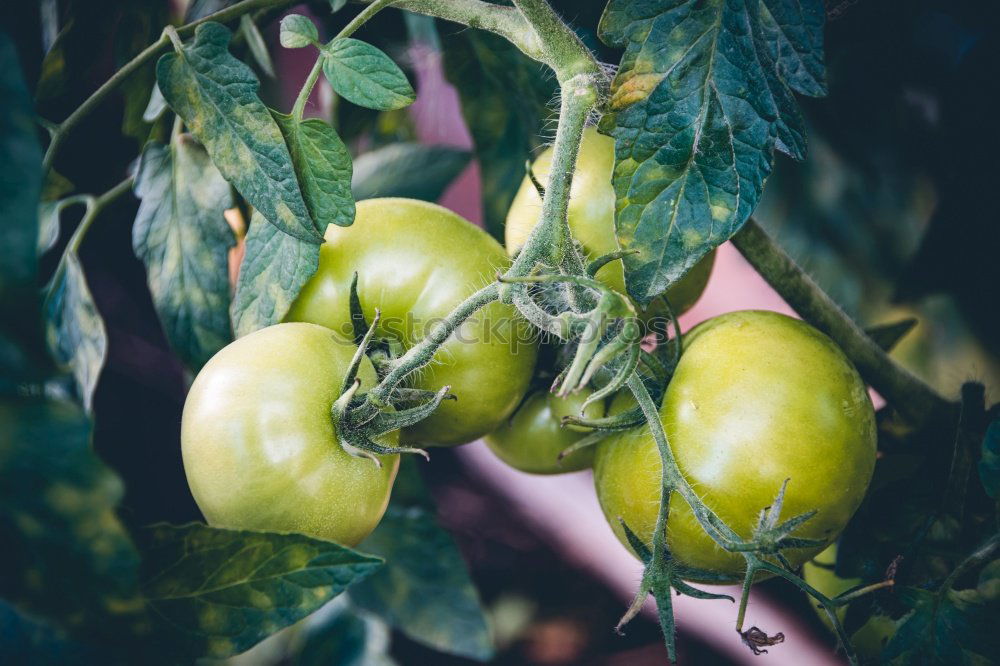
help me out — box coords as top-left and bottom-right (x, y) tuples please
(287, 197), (538, 447)
(485, 388), (604, 474)
(506, 128), (715, 318)
(3, 1), (998, 664)
(182, 322), (399, 547)
(594, 310), (876, 580)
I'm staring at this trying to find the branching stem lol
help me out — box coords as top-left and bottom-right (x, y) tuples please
(732, 219), (955, 426)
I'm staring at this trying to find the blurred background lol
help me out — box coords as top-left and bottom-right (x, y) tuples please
(3, 0), (999, 663)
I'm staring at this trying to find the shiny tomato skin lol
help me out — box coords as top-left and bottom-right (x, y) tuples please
(505, 127), (715, 316)
(593, 310), (876, 582)
(485, 389), (604, 474)
(181, 322), (399, 547)
(286, 198), (538, 447)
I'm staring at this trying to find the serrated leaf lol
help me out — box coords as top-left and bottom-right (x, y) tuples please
(0, 397), (142, 634)
(137, 523), (383, 660)
(156, 22), (322, 243)
(598, 0), (825, 306)
(351, 459), (493, 661)
(758, 0), (827, 97)
(322, 38), (415, 111)
(352, 143), (470, 202)
(231, 211), (321, 337)
(43, 252), (107, 412)
(442, 28), (556, 238)
(272, 112), (355, 229)
(280, 14), (319, 49)
(884, 587), (1000, 663)
(132, 136), (235, 369)
(240, 14), (275, 77)
(865, 317), (919, 352)
(979, 420), (1000, 499)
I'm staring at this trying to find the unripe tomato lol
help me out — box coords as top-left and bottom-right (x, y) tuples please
(505, 127), (715, 316)
(593, 311), (876, 582)
(287, 198), (538, 447)
(485, 389), (604, 474)
(181, 323), (399, 547)
(802, 545), (897, 657)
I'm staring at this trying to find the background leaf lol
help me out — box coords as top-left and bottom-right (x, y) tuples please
(272, 112), (355, 229)
(132, 136), (235, 370)
(883, 586), (1000, 663)
(598, 0), (825, 305)
(137, 523), (383, 660)
(0, 397), (142, 636)
(43, 253), (107, 412)
(280, 14), (319, 49)
(0, 31), (45, 382)
(293, 599), (396, 666)
(156, 22), (322, 243)
(322, 38), (415, 111)
(980, 419), (1000, 499)
(240, 14), (275, 78)
(351, 143), (470, 202)
(231, 211), (321, 337)
(350, 459), (494, 661)
(442, 28), (556, 239)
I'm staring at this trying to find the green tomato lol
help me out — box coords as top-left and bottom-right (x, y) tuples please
(803, 545), (896, 658)
(593, 310), (876, 582)
(505, 127), (715, 316)
(181, 323), (399, 547)
(485, 389), (604, 474)
(287, 198), (538, 447)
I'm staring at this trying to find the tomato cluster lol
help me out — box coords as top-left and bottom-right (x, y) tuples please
(181, 130), (877, 603)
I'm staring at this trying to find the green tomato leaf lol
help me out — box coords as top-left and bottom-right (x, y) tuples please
(352, 143), (470, 202)
(142, 82), (168, 123)
(758, 0), (827, 98)
(0, 396), (142, 635)
(240, 14), (275, 77)
(979, 419), (1000, 499)
(294, 599), (396, 666)
(0, 600), (103, 665)
(350, 460), (493, 661)
(137, 523), (383, 660)
(43, 252), (107, 412)
(598, 0), (825, 306)
(322, 38), (415, 111)
(231, 210), (321, 337)
(132, 136), (235, 370)
(329, 0), (348, 12)
(280, 14), (319, 49)
(0, 33), (42, 330)
(156, 22), (322, 243)
(442, 28), (556, 238)
(884, 586), (1000, 663)
(272, 111), (355, 229)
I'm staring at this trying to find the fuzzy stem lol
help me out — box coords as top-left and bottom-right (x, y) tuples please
(510, 0), (602, 82)
(368, 283), (500, 406)
(731, 218), (954, 427)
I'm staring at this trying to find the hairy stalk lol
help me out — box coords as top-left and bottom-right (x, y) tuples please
(510, 0), (602, 82)
(389, 0), (546, 63)
(367, 283), (500, 407)
(41, 0), (298, 174)
(732, 219), (954, 426)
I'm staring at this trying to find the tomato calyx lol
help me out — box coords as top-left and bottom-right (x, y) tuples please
(500, 267), (642, 401)
(330, 309), (449, 466)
